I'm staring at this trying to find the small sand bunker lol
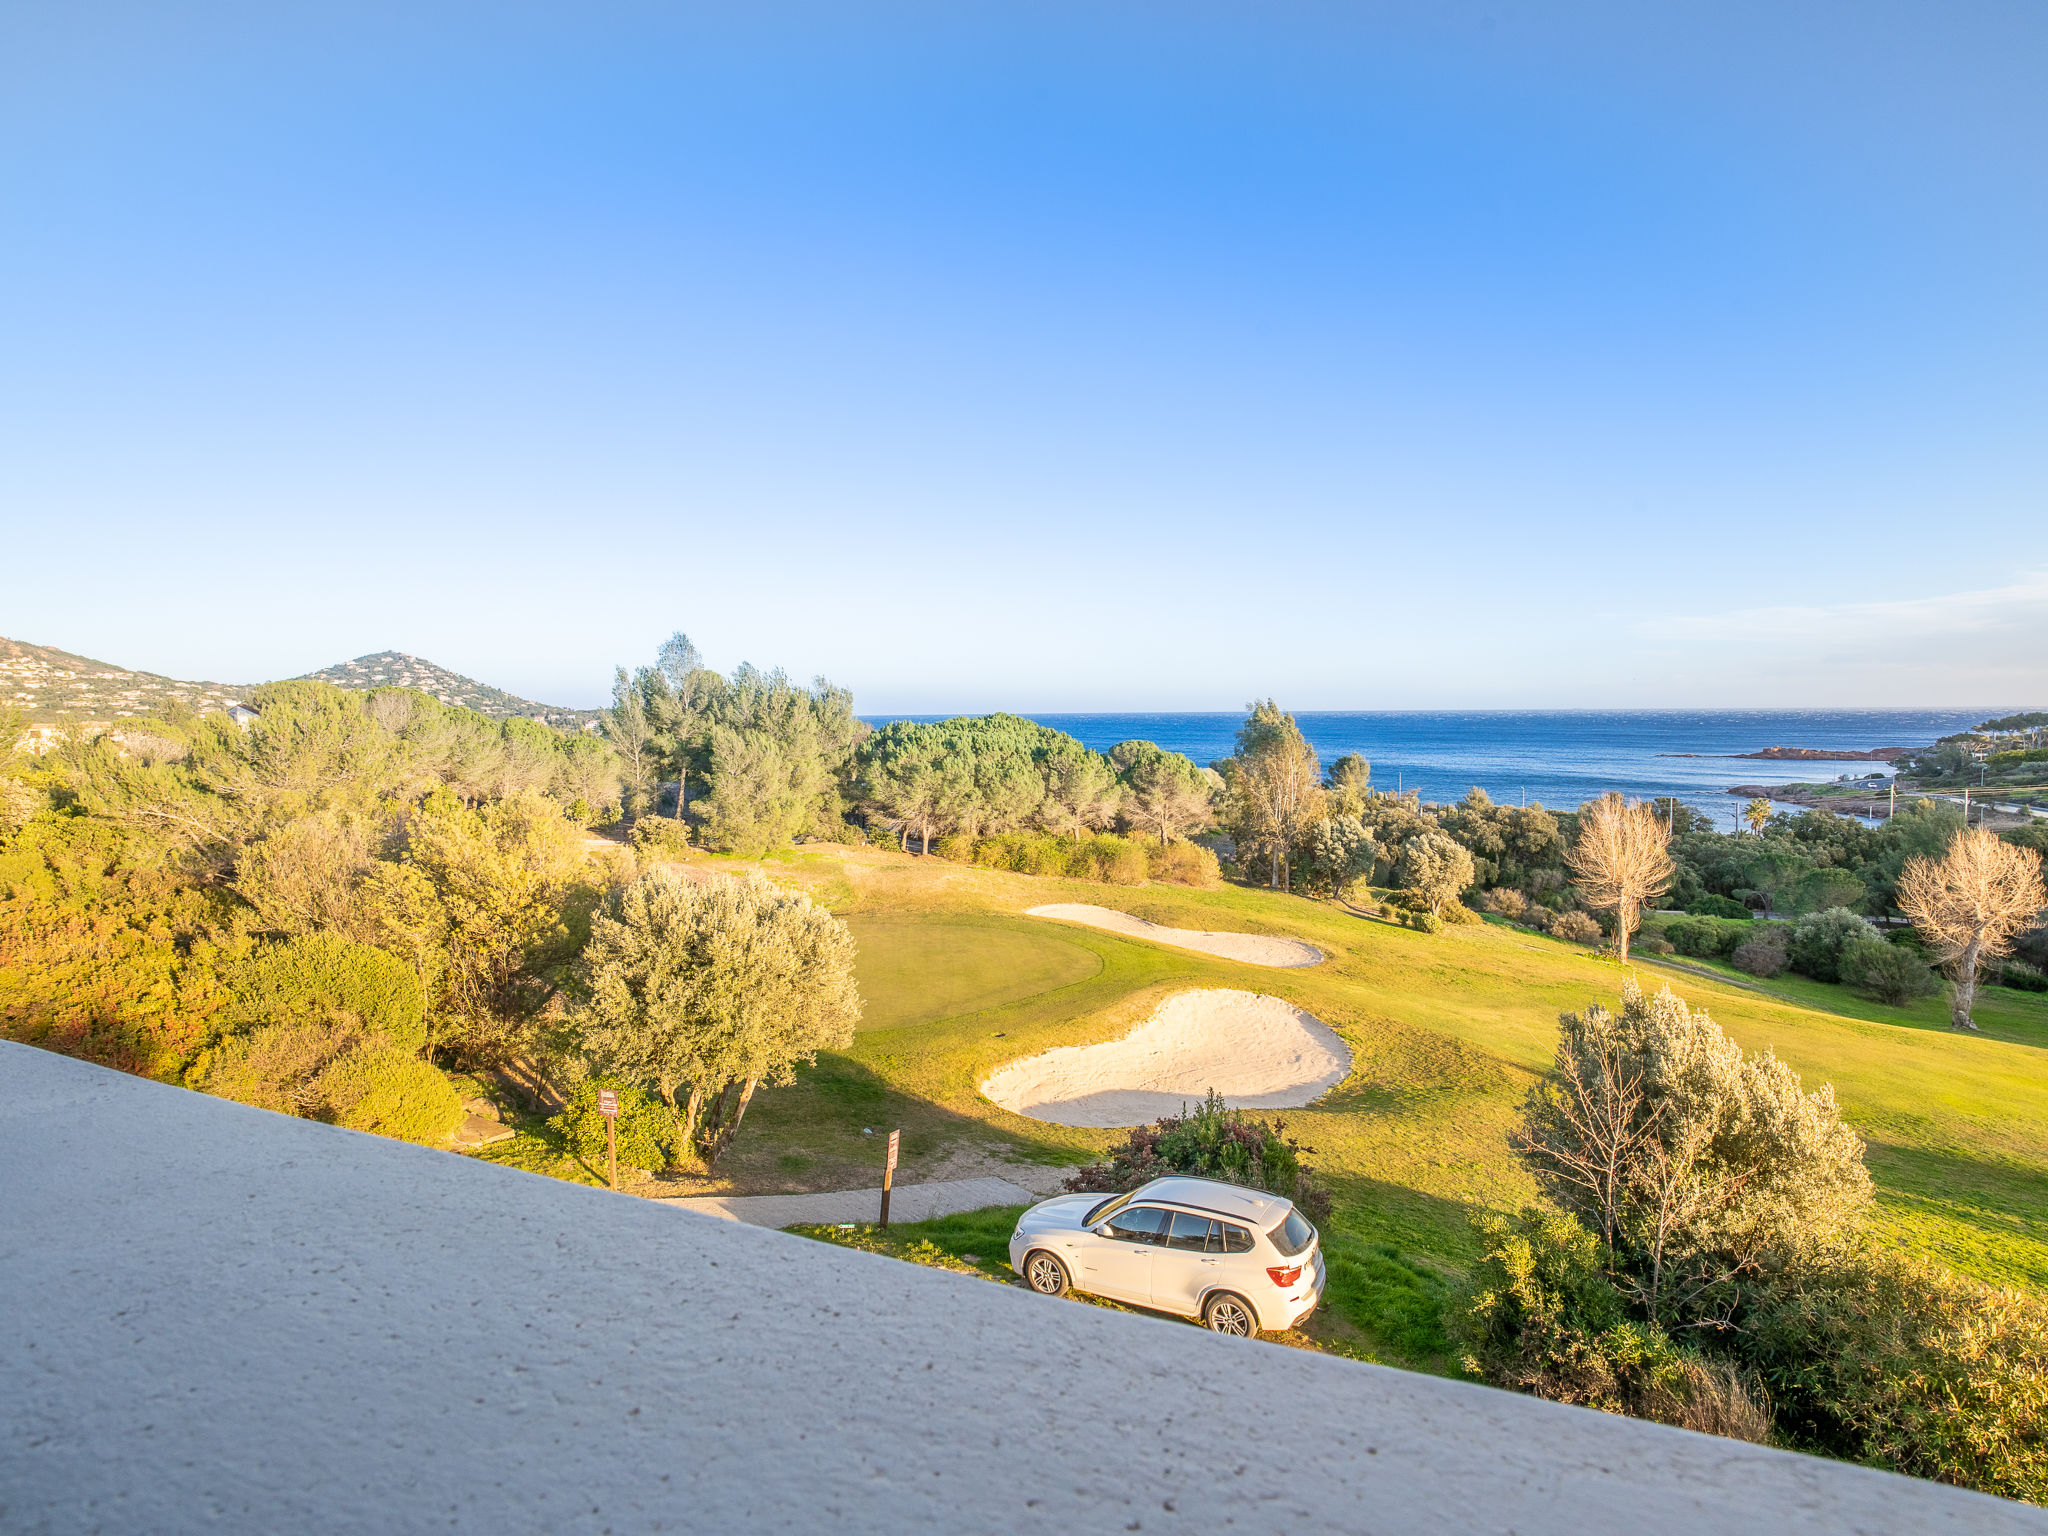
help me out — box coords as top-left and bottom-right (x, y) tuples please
(981, 989), (1352, 1128)
(1026, 904), (1322, 968)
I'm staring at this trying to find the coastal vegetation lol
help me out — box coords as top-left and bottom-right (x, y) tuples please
(5, 659), (2047, 1497)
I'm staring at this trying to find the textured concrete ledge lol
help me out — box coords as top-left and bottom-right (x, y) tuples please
(1, 1041), (2038, 1534)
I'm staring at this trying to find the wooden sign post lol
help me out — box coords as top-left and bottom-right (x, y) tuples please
(879, 1128), (900, 1229)
(597, 1088), (619, 1191)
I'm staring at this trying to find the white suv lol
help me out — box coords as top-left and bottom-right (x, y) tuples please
(1007, 1176), (1324, 1337)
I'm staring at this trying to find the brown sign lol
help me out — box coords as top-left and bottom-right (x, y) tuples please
(597, 1089), (619, 1119)
(886, 1128), (900, 1173)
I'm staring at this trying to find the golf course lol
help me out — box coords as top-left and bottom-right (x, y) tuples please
(622, 839), (2048, 1368)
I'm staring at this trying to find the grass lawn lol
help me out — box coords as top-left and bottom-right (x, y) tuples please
(652, 843), (2048, 1365)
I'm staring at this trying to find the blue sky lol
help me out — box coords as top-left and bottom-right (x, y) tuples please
(3, 2), (2043, 711)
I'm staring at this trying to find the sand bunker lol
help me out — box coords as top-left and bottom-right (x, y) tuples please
(981, 989), (1352, 1128)
(1026, 904), (1322, 968)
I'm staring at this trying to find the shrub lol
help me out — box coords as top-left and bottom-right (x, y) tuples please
(230, 933), (425, 1051)
(1635, 936), (1675, 956)
(1551, 911), (1602, 945)
(630, 818), (694, 859)
(1064, 1089), (1332, 1222)
(970, 831), (1070, 877)
(1449, 1209), (1770, 1441)
(1480, 888), (1530, 921)
(1741, 1247), (2048, 1501)
(321, 1039), (466, 1145)
(189, 1020), (360, 1117)
(1666, 917), (1739, 958)
(1440, 900), (1482, 926)
(548, 1078), (675, 1173)
(1067, 833), (1148, 886)
(932, 832), (976, 862)
(1732, 928), (1789, 977)
(1993, 960), (2048, 994)
(1840, 938), (1939, 1005)
(1149, 838), (1221, 887)
(1786, 907), (1882, 983)
(1689, 894), (1752, 921)
(1401, 908), (1446, 934)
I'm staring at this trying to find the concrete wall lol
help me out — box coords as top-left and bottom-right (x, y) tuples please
(2, 1041), (2038, 1534)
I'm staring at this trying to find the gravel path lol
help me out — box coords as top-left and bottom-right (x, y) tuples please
(1026, 903), (1323, 967)
(648, 1176), (1039, 1229)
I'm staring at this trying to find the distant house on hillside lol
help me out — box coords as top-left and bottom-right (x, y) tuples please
(225, 703), (260, 730)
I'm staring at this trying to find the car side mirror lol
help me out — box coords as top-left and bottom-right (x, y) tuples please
(1094, 1225), (1114, 1237)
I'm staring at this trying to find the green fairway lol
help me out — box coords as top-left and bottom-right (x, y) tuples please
(846, 914), (1102, 1031)
(704, 844), (2048, 1363)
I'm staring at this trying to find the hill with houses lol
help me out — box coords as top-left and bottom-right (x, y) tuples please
(2, 637), (600, 732)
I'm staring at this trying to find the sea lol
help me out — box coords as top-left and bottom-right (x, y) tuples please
(862, 709), (2004, 830)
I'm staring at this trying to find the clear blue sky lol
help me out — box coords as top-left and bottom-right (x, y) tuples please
(3, 2), (2043, 712)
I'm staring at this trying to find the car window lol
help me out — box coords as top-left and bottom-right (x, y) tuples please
(1268, 1209), (1317, 1258)
(1106, 1206), (1168, 1245)
(1165, 1211), (1215, 1251)
(1083, 1192), (1135, 1227)
(1219, 1223), (1254, 1254)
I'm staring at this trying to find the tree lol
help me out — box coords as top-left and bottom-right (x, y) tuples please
(1039, 742), (1120, 841)
(1566, 792), (1675, 964)
(1744, 798), (1774, 836)
(1111, 741), (1215, 844)
(1226, 701), (1323, 890)
(1325, 754), (1372, 818)
(1896, 827), (2047, 1030)
(1301, 815), (1377, 904)
(1394, 830), (1475, 917)
(578, 869), (861, 1167)
(602, 667), (658, 812)
(1514, 980), (1871, 1325)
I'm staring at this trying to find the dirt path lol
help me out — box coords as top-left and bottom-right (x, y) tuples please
(648, 1176), (1040, 1228)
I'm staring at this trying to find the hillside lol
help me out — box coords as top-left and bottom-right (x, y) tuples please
(2, 636), (600, 731)
(1, 636), (253, 724)
(298, 652), (601, 728)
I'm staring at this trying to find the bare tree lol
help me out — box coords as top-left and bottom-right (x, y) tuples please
(1896, 827), (2047, 1030)
(1566, 792), (1675, 964)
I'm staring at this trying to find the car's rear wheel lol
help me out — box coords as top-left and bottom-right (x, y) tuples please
(1023, 1250), (1071, 1296)
(1203, 1293), (1257, 1337)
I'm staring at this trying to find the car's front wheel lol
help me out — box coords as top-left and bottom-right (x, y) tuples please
(1022, 1250), (1071, 1296)
(1203, 1292), (1258, 1337)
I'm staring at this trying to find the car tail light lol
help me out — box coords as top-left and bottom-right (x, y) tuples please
(1265, 1265), (1302, 1288)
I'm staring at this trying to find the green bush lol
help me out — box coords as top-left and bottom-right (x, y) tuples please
(1786, 907), (1882, 983)
(932, 832), (976, 862)
(230, 934), (425, 1050)
(1066, 833), (1148, 885)
(1402, 908), (1446, 934)
(322, 1039), (466, 1145)
(1063, 1090), (1332, 1222)
(969, 831), (1070, 876)
(1452, 1209), (1772, 1442)
(548, 1079), (675, 1173)
(1689, 894), (1752, 921)
(1741, 1247), (2048, 1501)
(1840, 938), (1939, 1005)
(1666, 917), (1741, 958)
(1994, 960), (2048, 994)
(630, 818), (694, 859)
(1439, 899), (1482, 926)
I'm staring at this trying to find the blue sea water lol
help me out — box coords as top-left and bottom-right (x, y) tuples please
(864, 709), (2003, 829)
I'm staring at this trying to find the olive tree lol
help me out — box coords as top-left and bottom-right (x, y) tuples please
(579, 869), (861, 1167)
(1513, 980), (1871, 1325)
(1897, 827), (2047, 1030)
(1395, 829), (1475, 917)
(1302, 815), (1378, 904)
(1566, 792), (1674, 963)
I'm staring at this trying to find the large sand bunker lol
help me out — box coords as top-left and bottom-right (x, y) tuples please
(1026, 904), (1322, 968)
(981, 989), (1352, 1128)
